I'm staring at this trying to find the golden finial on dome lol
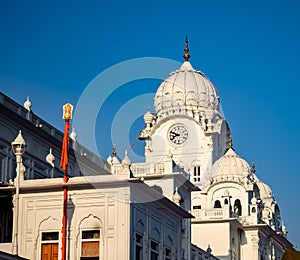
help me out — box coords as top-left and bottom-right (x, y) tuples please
(112, 144), (117, 157)
(183, 35), (191, 61)
(251, 162), (256, 174)
(228, 135), (233, 149)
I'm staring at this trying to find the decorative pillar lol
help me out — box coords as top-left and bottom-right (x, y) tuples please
(11, 130), (27, 255)
(222, 189), (232, 218)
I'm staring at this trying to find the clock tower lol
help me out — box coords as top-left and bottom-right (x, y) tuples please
(139, 39), (231, 187)
(134, 39), (293, 260)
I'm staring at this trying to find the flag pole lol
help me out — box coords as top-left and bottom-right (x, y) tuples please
(60, 103), (73, 260)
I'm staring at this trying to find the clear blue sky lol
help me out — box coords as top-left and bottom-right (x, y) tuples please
(1, 0), (300, 247)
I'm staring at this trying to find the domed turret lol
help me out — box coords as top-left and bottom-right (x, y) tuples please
(143, 109), (154, 124)
(154, 39), (220, 121)
(212, 148), (250, 178)
(252, 174), (273, 200)
(122, 150), (132, 167)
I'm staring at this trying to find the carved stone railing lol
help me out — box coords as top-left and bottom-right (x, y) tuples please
(131, 163), (165, 175)
(191, 206), (231, 220)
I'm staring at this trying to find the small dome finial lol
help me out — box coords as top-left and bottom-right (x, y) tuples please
(70, 128), (77, 142)
(251, 162), (256, 174)
(172, 187), (181, 205)
(282, 221), (288, 237)
(46, 148), (55, 168)
(183, 35), (191, 61)
(24, 96), (32, 112)
(112, 144), (117, 157)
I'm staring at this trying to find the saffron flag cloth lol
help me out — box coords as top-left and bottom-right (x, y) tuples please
(282, 249), (300, 260)
(60, 120), (71, 172)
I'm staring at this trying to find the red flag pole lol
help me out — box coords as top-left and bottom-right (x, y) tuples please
(60, 104), (72, 260)
(62, 181), (68, 260)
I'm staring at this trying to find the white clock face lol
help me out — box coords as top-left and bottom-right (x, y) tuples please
(169, 124), (188, 145)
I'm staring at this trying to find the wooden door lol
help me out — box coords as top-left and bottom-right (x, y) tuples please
(41, 243), (58, 260)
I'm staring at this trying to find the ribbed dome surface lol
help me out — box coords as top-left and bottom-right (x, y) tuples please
(253, 174), (273, 199)
(154, 61), (220, 119)
(212, 148), (250, 177)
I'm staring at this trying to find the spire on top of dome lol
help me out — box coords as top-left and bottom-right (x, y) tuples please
(251, 162), (256, 174)
(228, 136), (233, 149)
(183, 35), (191, 61)
(225, 135), (234, 153)
(122, 149), (131, 166)
(228, 135), (233, 149)
(112, 144), (117, 157)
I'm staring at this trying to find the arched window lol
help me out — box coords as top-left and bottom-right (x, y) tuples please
(41, 232), (59, 259)
(77, 215), (102, 259)
(253, 184), (260, 200)
(234, 199), (242, 216)
(224, 199), (228, 205)
(252, 207), (256, 213)
(274, 204), (281, 230)
(135, 232), (143, 260)
(81, 230), (100, 259)
(193, 166), (201, 183)
(214, 200), (221, 208)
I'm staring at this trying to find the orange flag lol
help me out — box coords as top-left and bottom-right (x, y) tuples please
(60, 120), (71, 172)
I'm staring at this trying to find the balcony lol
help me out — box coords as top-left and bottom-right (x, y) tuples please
(191, 206), (231, 221)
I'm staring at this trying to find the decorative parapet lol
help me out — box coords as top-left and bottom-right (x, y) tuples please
(192, 207), (262, 224)
(131, 162), (165, 175)
(191, 206), (231, 220)
(0, 92), (63, 141)
(131, 161), (189, 179)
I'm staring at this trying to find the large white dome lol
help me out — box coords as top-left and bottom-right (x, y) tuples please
(154, 61), (220, 120)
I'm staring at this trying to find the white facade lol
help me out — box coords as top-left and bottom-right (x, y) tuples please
(1, 174), (192, 260)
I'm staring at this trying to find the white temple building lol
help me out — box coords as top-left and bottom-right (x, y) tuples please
(0, 39), (295, 260)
